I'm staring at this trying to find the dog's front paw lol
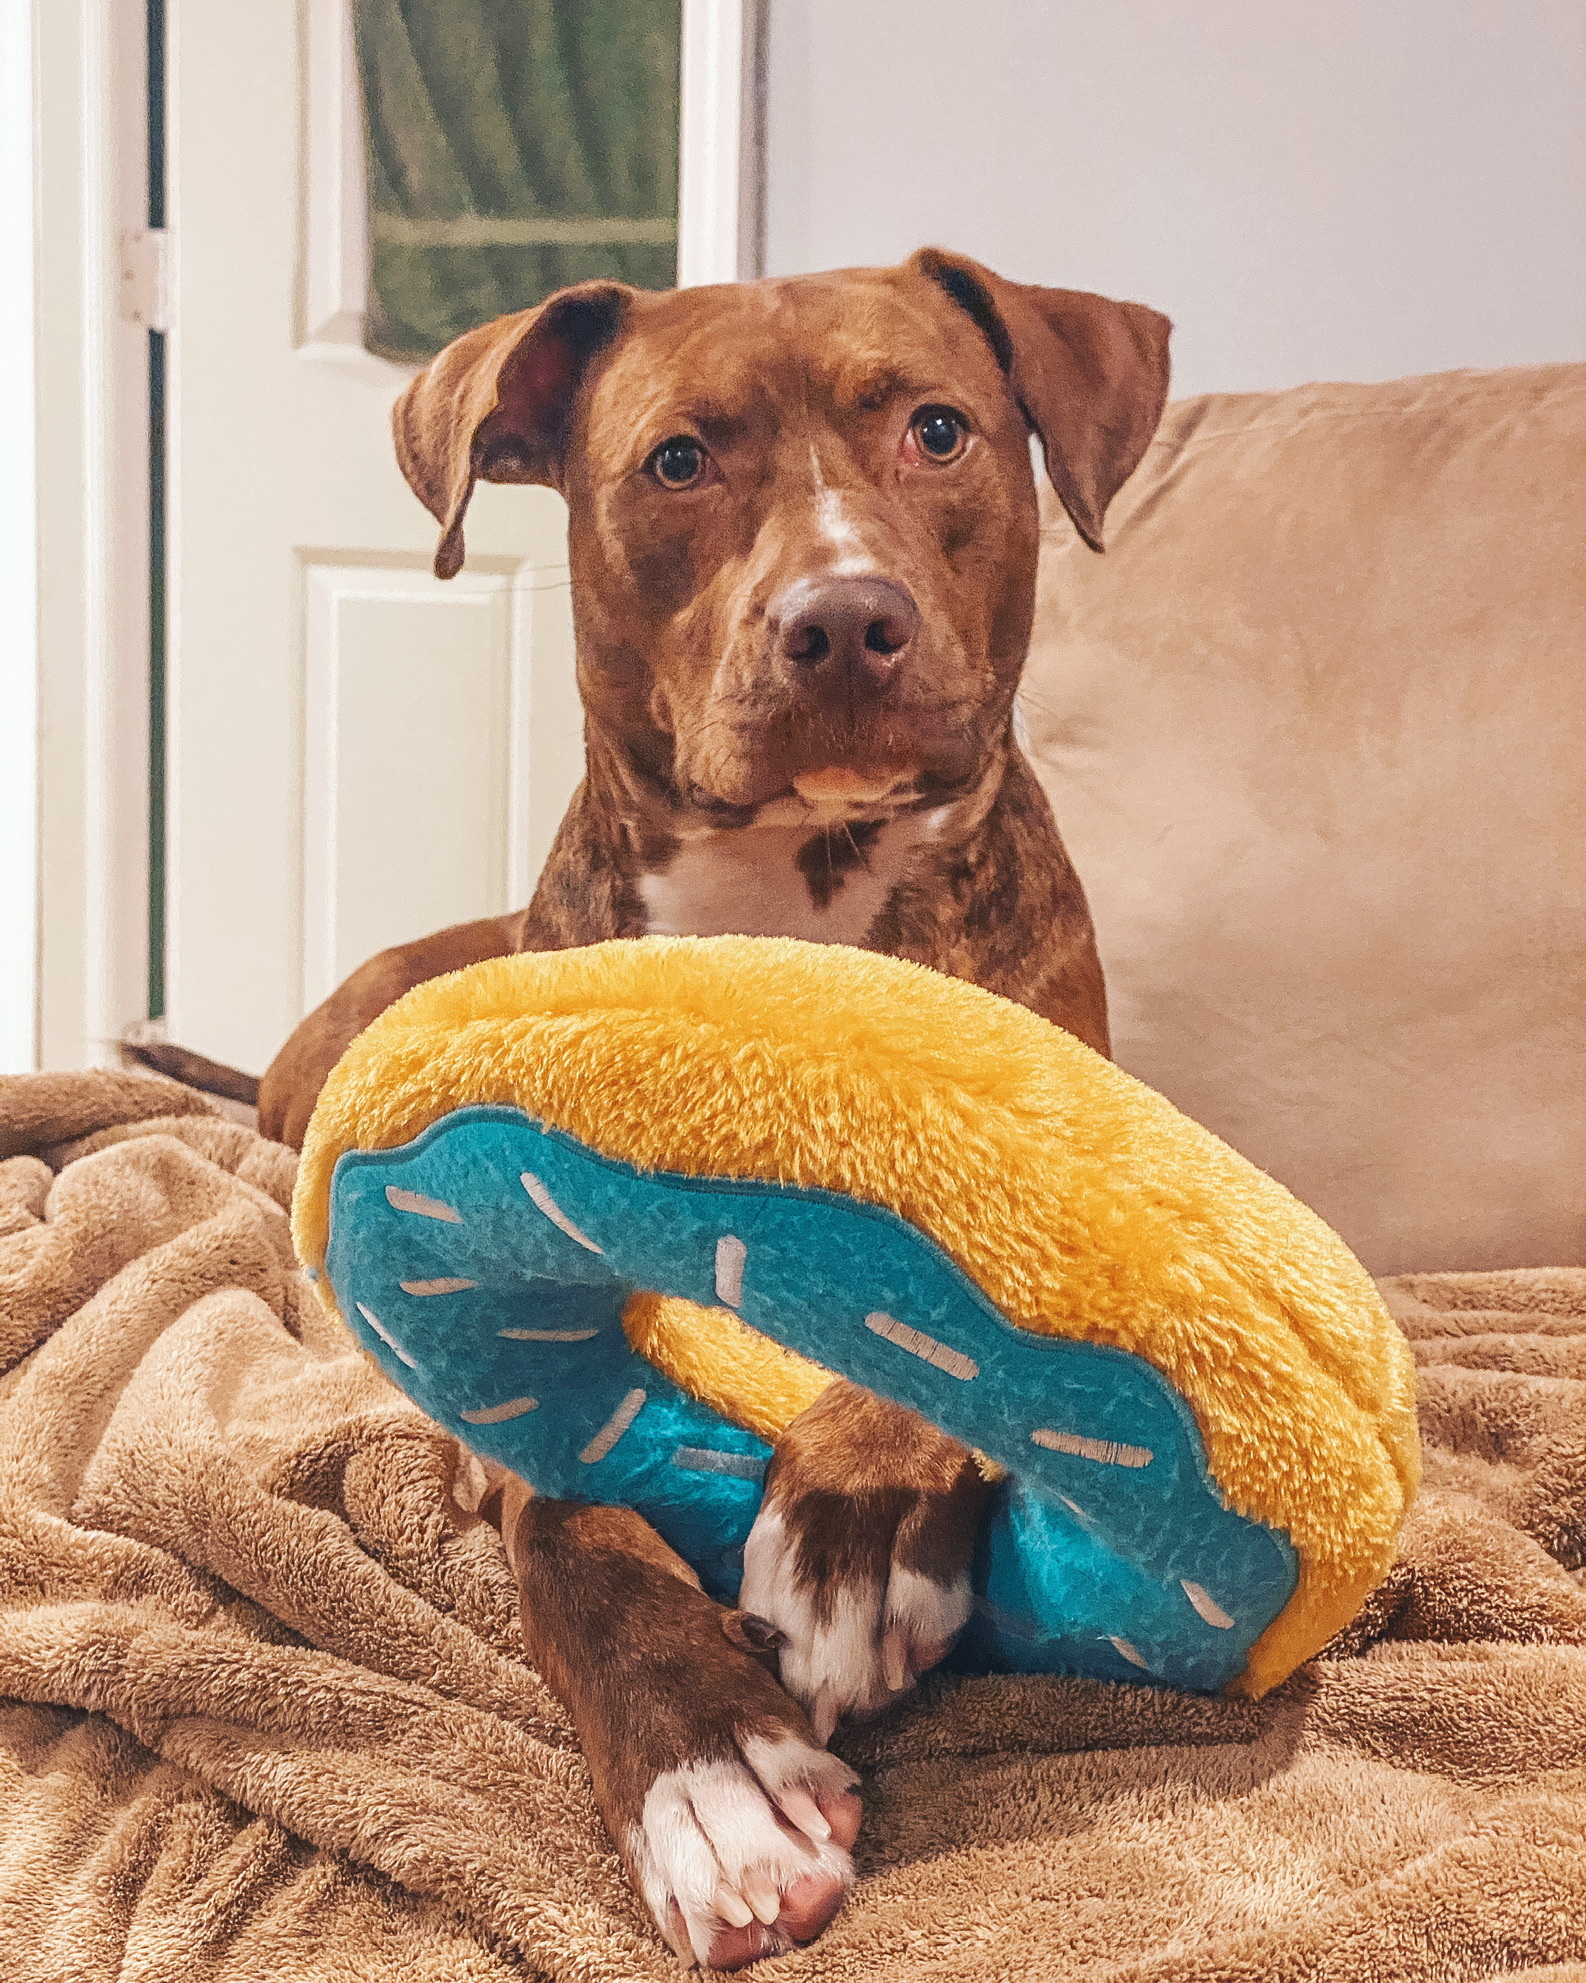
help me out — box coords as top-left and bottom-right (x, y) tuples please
(507, 1496), (862, 1969)
(627, 1729), (860, 1969)
(739, 1380), (991, 1739)
(739, 1501), (972, 1737)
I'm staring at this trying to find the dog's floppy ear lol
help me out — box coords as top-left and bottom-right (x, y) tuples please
(911, 248), (1171, 551)
(392, 282), (630, 579)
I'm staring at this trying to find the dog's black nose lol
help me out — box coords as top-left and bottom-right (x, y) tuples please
(773, 576), (921, 678)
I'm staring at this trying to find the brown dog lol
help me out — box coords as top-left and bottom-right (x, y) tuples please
(261, 250), (1169, 1966)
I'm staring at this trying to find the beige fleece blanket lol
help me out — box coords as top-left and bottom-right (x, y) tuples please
(1, 1070), (1583, 1983)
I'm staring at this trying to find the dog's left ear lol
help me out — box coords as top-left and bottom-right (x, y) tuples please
(392, 281), (632, 579)
(911, 248), (1171, 551)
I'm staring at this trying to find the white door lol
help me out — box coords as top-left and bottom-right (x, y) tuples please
(162, 0), (584, 1076)
(161, 0), (758, 1078)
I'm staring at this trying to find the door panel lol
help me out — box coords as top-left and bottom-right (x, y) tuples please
(303, 561), (513, 1005)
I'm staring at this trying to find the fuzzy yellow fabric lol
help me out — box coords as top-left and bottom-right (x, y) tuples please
(294, 935), (1420, 1697)
(621, 1289), (837, 1441)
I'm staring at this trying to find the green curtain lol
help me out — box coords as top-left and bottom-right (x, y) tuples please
(354, 0), (681, 362)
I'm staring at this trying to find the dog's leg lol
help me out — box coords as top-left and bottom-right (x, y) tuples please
(484, 1479), (861, 1969)
(740, 1381), (992, 1738)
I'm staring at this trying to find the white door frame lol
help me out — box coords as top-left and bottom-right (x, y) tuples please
(3, 0), (763, 1072)
(679, 0), (765, 285)
(3, 0), (151, 1074)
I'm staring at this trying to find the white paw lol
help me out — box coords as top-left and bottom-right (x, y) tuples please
(625, 1734), (860, 1968)
(739, 1504), (972, 1739)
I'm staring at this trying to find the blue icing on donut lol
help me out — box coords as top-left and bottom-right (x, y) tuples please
(324, 1106), (1298, 1691)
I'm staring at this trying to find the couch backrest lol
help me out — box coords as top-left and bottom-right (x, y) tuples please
(1020, 364), (1585, 1274)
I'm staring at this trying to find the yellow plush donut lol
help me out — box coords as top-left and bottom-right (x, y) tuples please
(295, 935), (1419, 1697)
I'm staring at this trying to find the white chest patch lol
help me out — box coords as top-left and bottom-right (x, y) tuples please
(638, 813), (944, 945)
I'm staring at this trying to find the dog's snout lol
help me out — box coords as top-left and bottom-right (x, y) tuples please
(773, 576), (921, 677)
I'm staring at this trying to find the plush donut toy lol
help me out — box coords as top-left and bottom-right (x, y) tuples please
(293, 936), (1418, 1699)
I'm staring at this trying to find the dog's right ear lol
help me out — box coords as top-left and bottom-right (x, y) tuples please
(392, 282), (630, 579)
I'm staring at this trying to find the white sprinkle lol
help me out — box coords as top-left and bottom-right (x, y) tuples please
(385, 1186), (461, 1223)
(864, 1311), (979, 1381)
(399, 1277), (476, 1296)
(672, 1446), (767, 1480)
(1109, 1636), (1151, 1671)
(497, 1327), (601, 1342)
(1031, 1427), (1153, 1468)
(579, 1387), (647, 1464)
(460, 1396), (539, 1425)
(521, 1172), (603, 1252)
(1181, 1580), (1236, 1630)
(355, 1302), (417, 1369)
(715, 1234), (746, 1308)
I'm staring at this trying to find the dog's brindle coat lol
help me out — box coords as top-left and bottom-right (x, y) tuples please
(261, 250), (1170, 1967)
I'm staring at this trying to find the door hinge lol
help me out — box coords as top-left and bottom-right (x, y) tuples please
(119, 228), (169, 332)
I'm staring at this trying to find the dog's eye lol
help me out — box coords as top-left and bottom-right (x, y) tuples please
(911, 407), (968, 463)
(649, 435), (707, 489)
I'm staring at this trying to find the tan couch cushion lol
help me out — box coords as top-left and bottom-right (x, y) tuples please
(1020, 364), (1585, 1275)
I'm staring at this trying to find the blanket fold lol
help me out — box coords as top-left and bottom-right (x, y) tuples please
(1, 1071), (1582, 1981)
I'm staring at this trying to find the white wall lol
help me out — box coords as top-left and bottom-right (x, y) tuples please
(0, 0), (39, 1072)
(763, 0), (1586, 395)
